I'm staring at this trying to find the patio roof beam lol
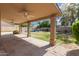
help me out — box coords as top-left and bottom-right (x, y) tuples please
(20, 14), (57, 25)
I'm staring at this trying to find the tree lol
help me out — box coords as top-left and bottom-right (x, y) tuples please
(76, 4), (79, 19)
(60, 3), (79, 26)
(38, 20), (50, 28)
(60, 15), (69, 26)
(72, 19), (79, 44)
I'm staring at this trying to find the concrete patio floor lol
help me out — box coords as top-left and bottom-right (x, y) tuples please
(0, 33), (79, 56)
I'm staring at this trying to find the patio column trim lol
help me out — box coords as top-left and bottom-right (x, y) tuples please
(27, 22), (31, 37)
(50, 16), (56, 46)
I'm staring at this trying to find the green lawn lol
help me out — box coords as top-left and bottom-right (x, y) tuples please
(31, 32), (76, 45)
(31, 32), (50, 41)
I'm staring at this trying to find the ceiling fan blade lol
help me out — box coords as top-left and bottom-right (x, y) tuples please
(26, 15), (35, 19)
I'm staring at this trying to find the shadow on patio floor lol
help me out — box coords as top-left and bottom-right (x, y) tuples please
(0, 34), (50, 56)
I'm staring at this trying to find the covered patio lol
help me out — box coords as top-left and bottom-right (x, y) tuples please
(0, 3), (61, 46)
(0, 3), (70, 56)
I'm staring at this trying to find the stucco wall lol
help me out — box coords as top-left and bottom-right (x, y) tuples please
(1, 21), (19, 32)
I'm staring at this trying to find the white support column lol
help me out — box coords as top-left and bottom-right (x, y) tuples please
(19, 24), (22, 33)
(50, 16), (56, 46)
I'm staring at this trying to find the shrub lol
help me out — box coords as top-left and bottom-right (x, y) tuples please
(13, 30), (19, 34)
(72, 20), (79, 44)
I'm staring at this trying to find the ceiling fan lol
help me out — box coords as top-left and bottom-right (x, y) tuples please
(19, 4), (35, 19)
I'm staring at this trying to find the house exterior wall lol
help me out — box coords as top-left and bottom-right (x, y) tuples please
(1, 21), (19, 32)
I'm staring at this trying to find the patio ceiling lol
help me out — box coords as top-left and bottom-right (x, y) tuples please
(0, 3), (61, 24)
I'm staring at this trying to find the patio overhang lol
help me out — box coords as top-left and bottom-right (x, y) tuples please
(0, 3), (61, 24)
(0, 3), (61, 46)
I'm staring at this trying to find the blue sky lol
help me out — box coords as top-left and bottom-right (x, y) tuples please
(57, 3), (62, 6)
(32, 22), (39, 26)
